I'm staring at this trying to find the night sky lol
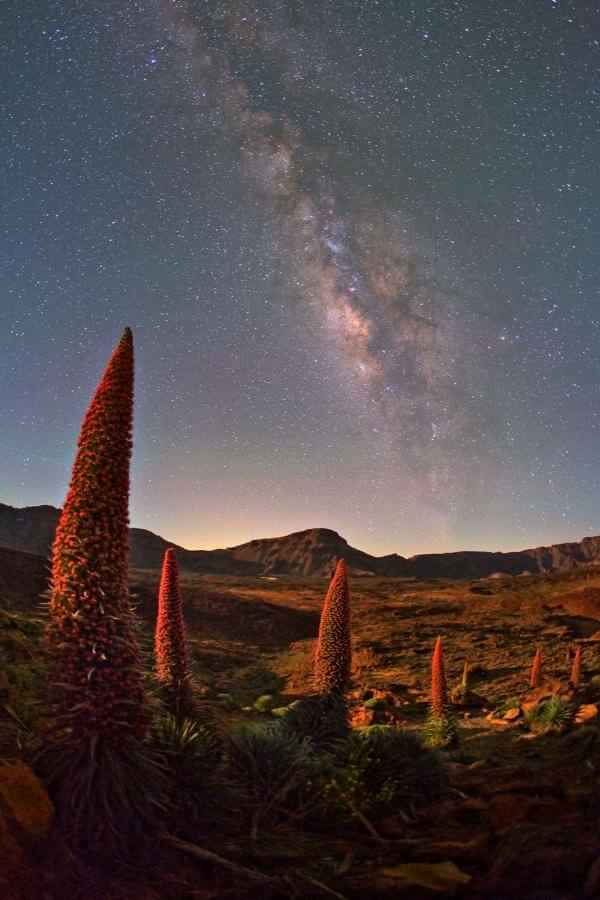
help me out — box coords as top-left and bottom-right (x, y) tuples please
(1, 1), (599, 556)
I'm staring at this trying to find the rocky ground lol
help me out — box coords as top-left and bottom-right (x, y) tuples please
(1, 560), (599, 897)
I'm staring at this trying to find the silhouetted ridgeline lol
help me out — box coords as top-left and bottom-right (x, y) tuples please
(1, 502), (600, 579)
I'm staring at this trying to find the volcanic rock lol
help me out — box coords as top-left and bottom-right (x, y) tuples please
(574, 703), (598, 725)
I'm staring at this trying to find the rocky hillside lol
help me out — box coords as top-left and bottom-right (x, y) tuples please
(2, 502), (600, 579)
(409, 536), (600, 579)
(223, 527), (412, 576)
(0, 546), (48, 609)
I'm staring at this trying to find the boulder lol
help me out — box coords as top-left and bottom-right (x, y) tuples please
(487, 793), (535, 834)
(0, 761), (53, 899)
(0, 760), (53, 840)
(574, 703), (598, 725)
(351, 707), (376, 728)
(374, 861), (471, 895)
(521, 679), (572, 713)
(584, 857), (600, 899)
(451, 688), (489, 708)
(486, 712), (517, 726)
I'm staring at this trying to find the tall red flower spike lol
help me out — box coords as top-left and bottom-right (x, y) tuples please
(431, 636), (448, 719)
(48, 328), (150, 743)
(314, 558), (352, 693)
(571, 647), (582, 689)
(155, 547), (191, 713)
(530, 648), (543, 688)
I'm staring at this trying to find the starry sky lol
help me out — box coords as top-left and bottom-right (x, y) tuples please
(1, 0), (599, 556)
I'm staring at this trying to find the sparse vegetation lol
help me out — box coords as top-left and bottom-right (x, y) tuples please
(253, 692), (276, 712)
(278, 690), (350, 753)
(451, 660), (470, 701)
(423, 713), (458, 748)
(526, 695), (577, 734)
(222, 722), (323, 840)
(493, 696), (522, 717)
(153, 714), (224, 827)
(328, 726), (443, 827)
(0, 601), (45, 750)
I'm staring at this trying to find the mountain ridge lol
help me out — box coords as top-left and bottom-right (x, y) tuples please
(1, 502), (599, 579)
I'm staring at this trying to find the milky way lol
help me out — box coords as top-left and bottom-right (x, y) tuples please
(1, 1), (598, 554)
(152, 0), (470, 496)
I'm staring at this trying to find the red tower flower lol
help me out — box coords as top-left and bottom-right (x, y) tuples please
(314, 559), (352, 693)
(155, 547), (192, 714)
(530, 648), (543, 688)
(431, 636), (448, 719)
(48, 327), (148, 740)
(44, 329), (161, 847)
(571, 646), (582, 689)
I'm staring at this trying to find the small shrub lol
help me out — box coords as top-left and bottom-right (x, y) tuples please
(215, 692), (238, 710)
(253, 693), (275, 713)
(328, 726), (442, 823)
(364, 696), (385, 710)
(526, 695), (576, 734)
(423, 714), (458, 748)
(154, 714), (222, 768)
(224, 722), (323, 838)
(451, 662), (471, 701)
(277, 691), (350, 753)
(0, 607), (45, 745)
(153, 715), (225, 827)
(494, 696), (522, 717)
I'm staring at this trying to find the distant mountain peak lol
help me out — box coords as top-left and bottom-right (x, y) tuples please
(0, 502), (599, 579)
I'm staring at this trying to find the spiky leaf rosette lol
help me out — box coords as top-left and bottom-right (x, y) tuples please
(571, 647), (582, 689)
(526, 695), (576, 734)
(43, 329), (163, 850)
(314, 559), (352, 694)
(431, 636), (448, 719)
(155, 548), (192, 716)
(530, 648), (543, 688)
(278, 691), (350, 754)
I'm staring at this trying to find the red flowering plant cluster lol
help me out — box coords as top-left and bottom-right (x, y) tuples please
(155, 547), (193, 716)
(41, 329), (165, 851)
(314, 559), (352, 694)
